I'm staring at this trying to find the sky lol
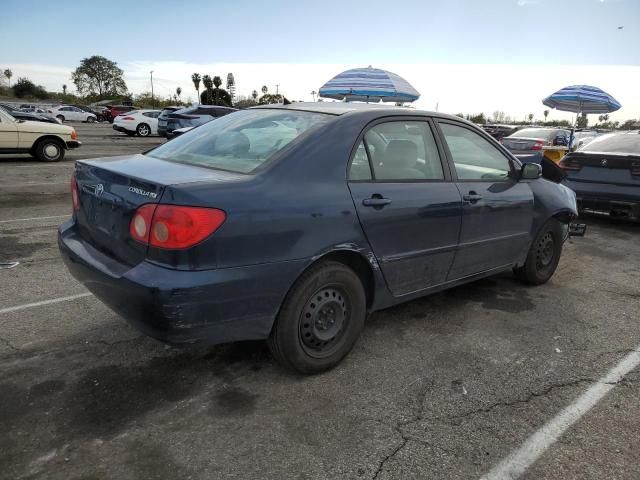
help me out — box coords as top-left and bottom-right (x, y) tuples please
(1, 0), (639, 121)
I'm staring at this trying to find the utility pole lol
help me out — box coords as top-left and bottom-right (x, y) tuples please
(150, 71), (154, 108)
(275, 84), (280, 95)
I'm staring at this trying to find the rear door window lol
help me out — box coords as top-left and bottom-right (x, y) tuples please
(363, 121), (444, 181)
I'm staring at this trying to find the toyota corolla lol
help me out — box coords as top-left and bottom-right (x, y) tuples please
(59, 103), (580, 373)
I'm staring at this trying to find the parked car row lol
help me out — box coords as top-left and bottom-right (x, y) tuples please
(0, 103), (60, 124)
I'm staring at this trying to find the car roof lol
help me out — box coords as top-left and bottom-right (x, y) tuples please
(251, 102), (466, 122)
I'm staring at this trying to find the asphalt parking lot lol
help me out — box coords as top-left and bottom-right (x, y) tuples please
(1, 122), (639, 480)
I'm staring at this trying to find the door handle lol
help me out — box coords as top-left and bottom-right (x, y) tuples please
(362, 196), (391, 207)
(463, 192), (483, 203)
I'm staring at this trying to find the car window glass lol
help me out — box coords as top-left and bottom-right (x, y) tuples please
(440, 123), (511, 181)
(364, 121), (444, 181)
(148, 109), (331, 174)
(349, 141), (373, 181)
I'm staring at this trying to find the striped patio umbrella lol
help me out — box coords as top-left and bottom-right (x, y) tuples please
(542, 85), (621, 114)
(319, 66), (420, 103)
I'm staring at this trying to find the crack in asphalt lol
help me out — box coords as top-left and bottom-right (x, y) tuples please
(369, 368), (637, 479)
(0, 334), (21, 352)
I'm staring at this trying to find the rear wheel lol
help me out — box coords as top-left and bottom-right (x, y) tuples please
(34, 138), (65, 162)
(87, 116), (95, 123)
(514, 219), (564, 285)
(56, 115), (65, 123)
(268, 261), (366, 374)
(136, 123), (151, 137)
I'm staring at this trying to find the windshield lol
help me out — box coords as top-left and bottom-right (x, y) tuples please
(579, 133), (640, 154)
(509, 128), (556, 140)
(148, 109), (332, 173)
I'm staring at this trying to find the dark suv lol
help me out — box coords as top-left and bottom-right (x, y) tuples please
(106, 105), (137, 123)
(157, 106), (182, 137)
(165, 105), (237, 136)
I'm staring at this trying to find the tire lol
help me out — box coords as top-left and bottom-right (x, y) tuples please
(56, 115), (65, 123)
(136, 123), (151, 137)
(514, 219), (564, 285)
(34, 138), (65, 162)
(268, 261), (366, 374)
(87, 116), (95, 123)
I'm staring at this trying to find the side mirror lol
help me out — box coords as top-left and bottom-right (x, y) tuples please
(521, 162), (542, 180)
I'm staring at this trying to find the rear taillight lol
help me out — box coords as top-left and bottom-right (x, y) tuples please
(531, 140), (545, 151)
(70, 175), (80, 211)
(130, 204), (226, 249)
(121, 116), (135, 120)
(558, 158), (582, 171)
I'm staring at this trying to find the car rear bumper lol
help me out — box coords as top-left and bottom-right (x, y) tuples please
(58, 220), (305, 345)
(112, 124), (133, 134)
(563, 179), (640, 219)
(66, 140), (81, 149)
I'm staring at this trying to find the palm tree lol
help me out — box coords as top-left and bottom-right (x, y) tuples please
(4, 68), (12, 88)
(213, 76), (222, 89)
(311, 90), (317, 102)
(191, 73), (201, 101)
(62, 84), (67, 95)
(251, 90), (258, 101)
(543, 109), (549, 122)
(602, 113), (609, 122)
(528, 113), (534, 123)
(202, 75), (213, 104)
(261, 85), (268, 95)
(176, 87), (182, 102)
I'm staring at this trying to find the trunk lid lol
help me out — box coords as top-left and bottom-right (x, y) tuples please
(561, 152), (640, 186)
(74, 154), (244, 266)
(502, 137), (547, 152)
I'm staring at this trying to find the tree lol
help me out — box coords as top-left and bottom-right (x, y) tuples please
(176, 86), (182, 101)
(226, 73), (235, 104)
(4, 68), (12, 87)
(261, 85), (268, 95)
(200, 74), (231, 107)
(492, 110), (505, 123)
(527, 113), (534, 123)
(191, 73), (201, 101)
(62, 84), (67, 94)
(543, 109), (549, 122)
(258, 93), (284, 105)
(71, 56), (127, 99)
(576, 113), (588, 128)
(251, 90), (258, 101)
(12, 77), (48, 99)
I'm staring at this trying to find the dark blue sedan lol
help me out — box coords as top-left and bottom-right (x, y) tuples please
(58, 103), (579, 373)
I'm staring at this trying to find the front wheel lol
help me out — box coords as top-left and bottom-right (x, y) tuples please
(514, 219), (564, 285)
(87, 116), (95, 123)
(34, 138), (65, 162)
(268, 261), (366, 374)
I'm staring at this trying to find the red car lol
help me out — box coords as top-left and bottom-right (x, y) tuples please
(106, 105), (137, 123)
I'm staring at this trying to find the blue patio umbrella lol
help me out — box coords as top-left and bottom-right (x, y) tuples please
(542, 85), (621, 148)
(319, 66), (420, 103)
(542, 85), (621, 115)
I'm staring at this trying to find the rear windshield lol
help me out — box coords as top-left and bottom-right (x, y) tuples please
(147, 109), (332, 173)
(509, 128), (556, 140)
(579, 133), (640, 154)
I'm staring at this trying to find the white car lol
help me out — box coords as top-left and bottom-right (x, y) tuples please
(112, 109), (160, 137)
(48, 105), (97, 123)
(0, 108), (81, 161)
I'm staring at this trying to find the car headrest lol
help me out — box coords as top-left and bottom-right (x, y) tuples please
(384, 140), (418, 168)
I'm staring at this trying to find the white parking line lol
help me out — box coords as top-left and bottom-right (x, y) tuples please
(0, 181), (68, 187)
(479, 344), (640, 480)
(0, 293), (92, 315)
(0, 215), (69, 224)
